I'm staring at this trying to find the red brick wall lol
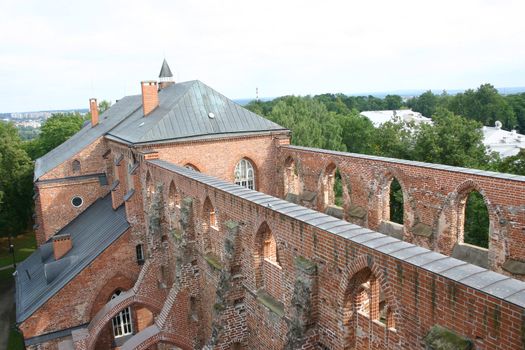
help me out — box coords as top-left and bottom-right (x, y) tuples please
(147, 133), (288, 197)
(19, 229), (140, 339)
(279, 146), (525, 277)
(143, 160), (525, 350)
(39, 138), (107, 181)
(35, 178), (108, 244)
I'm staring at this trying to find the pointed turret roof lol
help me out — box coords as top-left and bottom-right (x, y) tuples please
(159, 59), (173, 78)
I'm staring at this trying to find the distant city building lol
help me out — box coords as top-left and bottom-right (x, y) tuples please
(360, 109), (432, 127)
(482, 121), (525, 158)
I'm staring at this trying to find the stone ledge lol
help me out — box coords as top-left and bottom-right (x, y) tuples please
(502, 259), (525, 275)
(256, 291), (285, 317)
(348, 205), (366, 219)
(413, 222), (432, 238)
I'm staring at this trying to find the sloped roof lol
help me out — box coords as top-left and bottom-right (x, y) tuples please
(159, 59), (173, 78)
(15, 195), (129, 322)
(34, 96), (143, 180)
(35, 80), (287, 180)
(107, 80), (287, 145)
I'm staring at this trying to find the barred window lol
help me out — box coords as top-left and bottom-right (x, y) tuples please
(111, 290), (133, 337)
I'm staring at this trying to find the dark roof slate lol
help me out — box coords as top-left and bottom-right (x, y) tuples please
(15, 195), (129, 322)
(34, 95), (142, 180)
(107, 80), (287, 145)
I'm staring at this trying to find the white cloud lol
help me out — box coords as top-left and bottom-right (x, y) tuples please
(0, 0), (524, 111)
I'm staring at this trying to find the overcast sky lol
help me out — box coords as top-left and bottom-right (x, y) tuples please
(1, 0), (524, 112)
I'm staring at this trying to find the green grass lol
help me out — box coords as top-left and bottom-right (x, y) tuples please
(7, 328), (25, 350)
(0, 267), (15, 282)
(0, 232), (36, 268)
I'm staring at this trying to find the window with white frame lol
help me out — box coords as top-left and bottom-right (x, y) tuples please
(111, 290), (133, 337)
(234, 159), (255, 190)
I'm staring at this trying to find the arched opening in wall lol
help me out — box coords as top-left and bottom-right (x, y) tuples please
(167, 181), (180, 230)
(184, 163), (200, 172)
(378, 176), (405, 239)
(72, 159), (81, 173)
(452, 187), (491, 268)
(462, 191), (489, 249)
(389, 178), (404, 225)
(202, 197), (217, 254)
(145, 171), (154, 205)
(322, 163), (344, 218)
(234, 158), (256, 190)
(254, 222), (282, 303)
(284, 156), (300, 199)
(342, 267), (396, 349)
(126, 160), (135, 191)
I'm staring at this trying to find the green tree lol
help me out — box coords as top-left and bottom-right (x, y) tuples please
(464, 191), (489, 248)
(338, 111), (376, 154)
(448, 84), (516, 129)
(370, 117), (414, 159)
(412, 109), (489, 168)
(26, 113), (84, 159)
(384, 95), (403, 110)
(0, 122), (34, 237)
(408, 90), (438, 117)
(268, 96), (346, 151)
(498, 149), (525, 175)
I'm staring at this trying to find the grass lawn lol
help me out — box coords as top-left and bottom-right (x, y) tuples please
(7, 328), (25, 350)
(0, 231), (36, 268)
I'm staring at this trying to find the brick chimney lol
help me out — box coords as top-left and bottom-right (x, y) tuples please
(141, 81), (159, 116)
(53, 234), (72, 260)
(89, 98), (99, 126)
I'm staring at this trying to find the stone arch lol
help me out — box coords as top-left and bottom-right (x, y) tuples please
(234, 157), (257, 190)
(284, 156), (301, 197)
(120, 327), (192, 350)
(337, 255), (401, 349)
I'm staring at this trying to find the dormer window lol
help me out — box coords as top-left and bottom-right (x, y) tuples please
(72, 160), (81, 173)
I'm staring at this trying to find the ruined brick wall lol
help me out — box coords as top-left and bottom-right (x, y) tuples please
(144, 133), (288, 197)
(143, 160), (525, 350)
(35, 177), (108, 244)
(279, 146), (525, 278)
(19, 229), (140, 340)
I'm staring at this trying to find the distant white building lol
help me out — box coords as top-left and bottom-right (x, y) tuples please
(360, 109), (431, 127)
(482, 121), (525, 158)
(360, 110), (525, 158)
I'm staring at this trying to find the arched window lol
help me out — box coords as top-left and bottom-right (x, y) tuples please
(322, 163), (343, 209)
(145, 171), (154, 202)
(234, 159), (255, 190)
(72, 159), (81, 173)
(167, 181), (180, 230)
(111, 290), (133, 338)
(284, 156), (300, 196)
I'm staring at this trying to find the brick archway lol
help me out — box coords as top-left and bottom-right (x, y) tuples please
(88, 273), (135, 319)
(86, 292), (163, 350)
(120, 325), (192, 350)
(337, 255), (402, 349)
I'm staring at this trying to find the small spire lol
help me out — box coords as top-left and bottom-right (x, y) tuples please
(158, 59), (174, 90)
(159, 59), (173, 79)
